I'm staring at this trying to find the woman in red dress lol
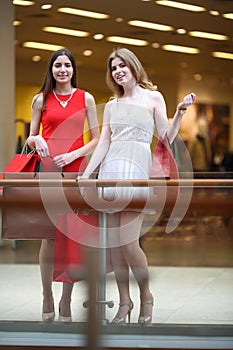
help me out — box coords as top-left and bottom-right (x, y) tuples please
(27, 49), (100, 322)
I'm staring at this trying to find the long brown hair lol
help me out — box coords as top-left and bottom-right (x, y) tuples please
(39, 48), (77, 110)
(106, 48), (156, 97)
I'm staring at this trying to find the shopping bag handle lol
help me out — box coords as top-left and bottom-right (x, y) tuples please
(33, 155), (64, 178)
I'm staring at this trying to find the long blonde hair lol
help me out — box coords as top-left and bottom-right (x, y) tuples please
(106, 48), (156, 97)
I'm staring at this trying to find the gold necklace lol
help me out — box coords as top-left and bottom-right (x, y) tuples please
(53, 88), (74, 108)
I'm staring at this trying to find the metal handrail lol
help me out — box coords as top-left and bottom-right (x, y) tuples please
(0, 178), (233, 187)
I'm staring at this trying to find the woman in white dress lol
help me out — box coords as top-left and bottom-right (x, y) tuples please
(78, 48), (196, 324)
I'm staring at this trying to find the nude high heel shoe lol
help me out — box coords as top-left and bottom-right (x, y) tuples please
(111, 302), (134, 325)
(58, 302), (72, 323)
(42, 311), (55, 323)
(42, 300), (55, 323)
(138, 297), (154, 325)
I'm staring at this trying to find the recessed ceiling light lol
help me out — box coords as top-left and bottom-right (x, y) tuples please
(209, 10), (219, 16)
(32, 55), (41, 62)
(13, 20), (22, 26)
(151, 42), (160, 48)
(93, 34), (104, 40)
(43, 26), (90, 37)
(57, 7), (109, 19)
(41, 4), (52, 10)
(223, 13), (233, 20)
(176, 28), (187, 34)
(22, 41), (64, 51)
(212, 51), (233, 60)
(116, 18), (124, 23)
(155, 1), (205, 12)
(106, 36), (148, 46)
(83, 50), (93, 57)
(128, 20), (173, 32)
(13, 0), (35, 5)
(162, 44), (200, 54)
(189, 31), (229, 41)
(194, 74), (202, 81)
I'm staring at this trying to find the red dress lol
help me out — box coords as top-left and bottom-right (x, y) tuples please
(41, 89), (92, 283)
(41, 88), (87, 172)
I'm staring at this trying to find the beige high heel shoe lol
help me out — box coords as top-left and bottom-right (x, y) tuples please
(138, 298), (154, 325)
(58, 303), (72, 323)
(42, 311), (55, 323)
(111, 302), (134, 325)
(42, 300), (55, 323)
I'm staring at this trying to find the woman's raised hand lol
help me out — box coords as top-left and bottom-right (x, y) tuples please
(177, 92), (196, 111)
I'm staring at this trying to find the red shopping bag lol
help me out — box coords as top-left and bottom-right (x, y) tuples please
(53, 210), (112, 283)
(150, 136), (179, 200)
(2, 153), (40, 173)
(150, 136), (178, 179)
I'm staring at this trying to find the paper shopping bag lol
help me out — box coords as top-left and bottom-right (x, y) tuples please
(53, 210), (113, 283)
(150, 136), (179, 179)
(1, 172), (81, 240)
(2, 153), (40, 173)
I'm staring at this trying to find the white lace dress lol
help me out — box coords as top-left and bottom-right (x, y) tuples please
(98, 92), (155, 211)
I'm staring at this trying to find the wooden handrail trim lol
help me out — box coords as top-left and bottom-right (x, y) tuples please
(0, 178), (233, 188)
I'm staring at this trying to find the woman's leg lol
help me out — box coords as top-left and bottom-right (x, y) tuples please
(59, 282), (73, 320)
(39, 239), (55, 319)
(108, 214), (133, 323)
(39, 238), (74, 321)
(120, 212), (154, 323)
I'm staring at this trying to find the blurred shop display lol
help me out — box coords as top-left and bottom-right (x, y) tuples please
(15, 119), (30, 154)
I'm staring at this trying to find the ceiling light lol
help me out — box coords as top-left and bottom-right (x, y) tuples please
(106, 36), (148, 46)
(83, 50), (93, 57)
(223, 13), (233, 20)
(128, 20), (173, 31)
(32, 55), (41, 62)
(43, 26), (90, 37)
(155, 1), (205, 12)
(194, 74), (202, 81)
(22, 41), (64, 51)
(212, 51), (233, 60)
(209, 10), (219, 16)
(189, 31), (229, 41)
(162, 44), (200, 54)
(93, 34), (104, 40)
(13, 20), (22, 26)
(57, 7), (109, 19)
(176, 28), (187, 34)
(13, 0), (35, 5)
(41, 4), (52, 10)
(116, 18), (124, 22)
(151, 42), (160, 48)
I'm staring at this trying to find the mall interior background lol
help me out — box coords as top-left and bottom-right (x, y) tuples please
(0, 1), (233, 348)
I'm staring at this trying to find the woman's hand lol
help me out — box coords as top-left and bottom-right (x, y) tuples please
(76, 173), (90, 181)
(177, 92), (196, 111)
(33, 135), (49, 158)
(53, 153), (75, 168)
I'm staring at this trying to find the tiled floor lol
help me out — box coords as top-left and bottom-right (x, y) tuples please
(0, 263), (233, 324)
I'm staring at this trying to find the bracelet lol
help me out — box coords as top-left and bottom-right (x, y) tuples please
(177, 108), (187, 114)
